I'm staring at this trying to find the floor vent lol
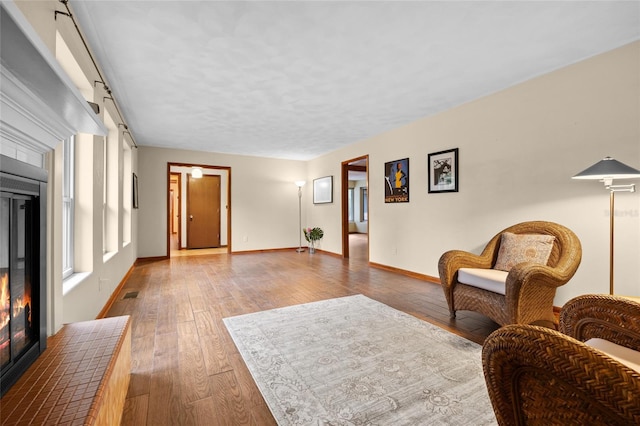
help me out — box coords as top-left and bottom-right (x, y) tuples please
(123, 291), (139, 299)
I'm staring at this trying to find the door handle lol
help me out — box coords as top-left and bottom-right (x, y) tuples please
(189, 215), (193, 221)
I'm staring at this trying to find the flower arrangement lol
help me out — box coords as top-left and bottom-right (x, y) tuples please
(303, 227), (324, 244)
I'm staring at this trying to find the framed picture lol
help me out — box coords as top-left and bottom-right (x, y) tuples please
(313, 176), (333, 204)
(133, 172), (139, 209)
(428, 148), (458, 193)
(384, 158), (409, 203)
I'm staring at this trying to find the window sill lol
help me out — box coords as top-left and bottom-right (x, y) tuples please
(103, 251), (117, 263)
(62, 272), (91, 296)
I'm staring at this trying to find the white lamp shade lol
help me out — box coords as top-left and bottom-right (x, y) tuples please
(573, 157), (640, 180)
(295, 180), (306, 187)
(192, 167), (203, 178)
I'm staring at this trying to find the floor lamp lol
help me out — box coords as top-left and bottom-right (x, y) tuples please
(573, 157), (640, 294)
(295, 180), (306, 253)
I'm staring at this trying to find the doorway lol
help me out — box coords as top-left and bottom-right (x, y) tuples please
(341, 155), (368, 260)
(167, 163), (231, 257)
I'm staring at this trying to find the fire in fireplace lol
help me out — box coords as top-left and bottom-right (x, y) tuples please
(0, 155), (47, 397)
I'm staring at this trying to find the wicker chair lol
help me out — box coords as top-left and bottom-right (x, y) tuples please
(482, 294), (640, 425)
(438, 221), (582, 327)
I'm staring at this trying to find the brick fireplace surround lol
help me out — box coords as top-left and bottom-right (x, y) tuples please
(1, 316), (131, 425)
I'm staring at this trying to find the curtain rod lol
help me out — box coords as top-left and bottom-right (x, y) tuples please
(56, 0), (138, 148)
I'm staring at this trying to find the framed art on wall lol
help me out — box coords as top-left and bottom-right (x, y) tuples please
(133, 173), (139, 208)
(428, 148), (458, 193)
(313, 176), (333, 204)
(384, 158), (409, 203)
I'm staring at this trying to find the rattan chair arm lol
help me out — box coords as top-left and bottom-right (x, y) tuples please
(482, 324), (640, 425)
(560, 294), (640, 350)
(505, 263), (568, 294)
(437, 249), (493, 289)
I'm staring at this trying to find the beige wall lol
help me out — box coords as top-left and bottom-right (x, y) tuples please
(307, 41), (640, 305)
(17, 0), (638, 323)
(137, 42), (639, 305)
(137, 147), (307, 256)
(14, 0), (139, 327)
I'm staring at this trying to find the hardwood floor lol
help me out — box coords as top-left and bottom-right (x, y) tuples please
(107, 249), (499, 425)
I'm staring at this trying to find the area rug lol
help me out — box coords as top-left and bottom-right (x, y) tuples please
(223, 295), (496, 425)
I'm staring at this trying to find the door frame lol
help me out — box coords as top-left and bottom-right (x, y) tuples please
(166, 162), (232, 256)
(169, 172), (182, 249)
(341, 155), (368, 259)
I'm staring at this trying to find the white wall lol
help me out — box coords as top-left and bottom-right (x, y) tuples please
(308, 41), (640, 305)
(138, 147), (307, 256)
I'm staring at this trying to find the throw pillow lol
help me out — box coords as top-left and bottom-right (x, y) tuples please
(493, 232), (555, 272)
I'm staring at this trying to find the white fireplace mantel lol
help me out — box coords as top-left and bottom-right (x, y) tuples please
(0, 1), (107, 166)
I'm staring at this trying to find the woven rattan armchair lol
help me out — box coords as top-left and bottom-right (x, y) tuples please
(482, 294), (640, 425)
(438, 221), (582, 326)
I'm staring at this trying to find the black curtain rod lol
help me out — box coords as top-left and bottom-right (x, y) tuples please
(56, 0), (138, 148)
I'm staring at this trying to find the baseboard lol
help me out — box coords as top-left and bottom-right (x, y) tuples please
(96, 265), (135, 319)
(232, 247), (304, 254)
(369, 262), (440, 284)
(135, 255), (169, 264)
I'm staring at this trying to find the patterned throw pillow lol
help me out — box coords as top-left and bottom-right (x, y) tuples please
(493, 232), (555, 272)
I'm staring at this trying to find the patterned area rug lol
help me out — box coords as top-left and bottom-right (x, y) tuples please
(223, 295), (496, 425)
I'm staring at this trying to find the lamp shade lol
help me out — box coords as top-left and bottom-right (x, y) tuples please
(572, 157), (640, 180)
(295, 180), (306, 187)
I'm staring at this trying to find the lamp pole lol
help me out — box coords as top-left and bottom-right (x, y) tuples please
(573, 157), (640, 295)
(606, 183), (636, 294)
(295, 181), (306, 253)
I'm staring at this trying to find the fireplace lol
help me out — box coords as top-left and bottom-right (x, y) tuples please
(0, 155), (47, 397)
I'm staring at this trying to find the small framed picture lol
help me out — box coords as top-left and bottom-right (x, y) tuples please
(428, 148), (458, 193)
(384, 158), (409, 203)
(313, 176), (333, 204)
(133, 172), (139, 208)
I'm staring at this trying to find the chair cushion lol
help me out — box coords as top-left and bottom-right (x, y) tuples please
(494, 232), (555, 272)
(458, 268), (508, 295)
(585, 338), (640, 373)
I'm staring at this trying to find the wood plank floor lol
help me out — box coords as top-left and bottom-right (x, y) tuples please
(106, 247), (500, 425)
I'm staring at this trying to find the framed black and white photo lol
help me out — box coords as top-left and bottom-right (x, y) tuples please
(428, 148), (458, 193)
(313, 176), (333, 204)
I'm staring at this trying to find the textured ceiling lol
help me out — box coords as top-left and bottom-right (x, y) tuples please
(69, 1), (640, 161)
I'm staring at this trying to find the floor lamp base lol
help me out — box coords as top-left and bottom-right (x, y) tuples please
(296, 248), (305, 253)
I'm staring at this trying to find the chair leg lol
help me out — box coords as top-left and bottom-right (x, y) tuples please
(449, 310), (456, 319)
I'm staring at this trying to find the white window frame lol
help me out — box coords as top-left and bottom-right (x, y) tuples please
(62, 135), (74, 278)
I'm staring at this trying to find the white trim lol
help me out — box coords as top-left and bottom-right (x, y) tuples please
(0, 1), (107, 160)
(62, 271), (91, 296)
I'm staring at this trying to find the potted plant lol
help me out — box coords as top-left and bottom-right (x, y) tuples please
(303, 227), (324, 253)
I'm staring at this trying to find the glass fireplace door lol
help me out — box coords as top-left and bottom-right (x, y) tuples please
(0, 192), (36, 373)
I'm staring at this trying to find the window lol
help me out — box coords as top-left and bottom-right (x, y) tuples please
(348, 188), (354, 222)
(103, 110), (118, 255)
(122, 141), (132, 245)
(360, 188), (368, 222)
(62, 136), (74, 278)
(103, 134), (107, 254)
